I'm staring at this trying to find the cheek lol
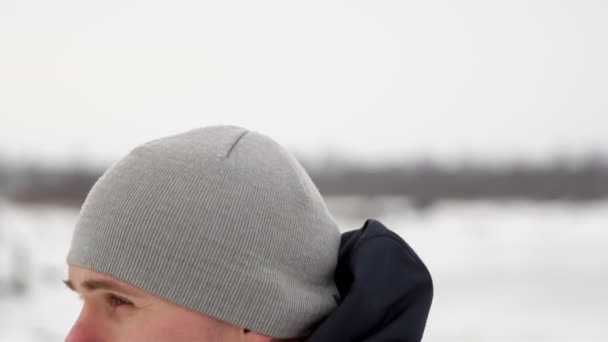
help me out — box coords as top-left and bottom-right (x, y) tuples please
(142, 309), (233, 341)
(68, 303), (232, 342)
(67, 304), (157, 342)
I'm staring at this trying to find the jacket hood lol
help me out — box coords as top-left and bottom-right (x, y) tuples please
(308, 219), (433, 341)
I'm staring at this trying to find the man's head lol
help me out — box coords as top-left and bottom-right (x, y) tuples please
(65, 126), (340, 341)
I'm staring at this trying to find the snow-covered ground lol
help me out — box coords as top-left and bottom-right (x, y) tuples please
(1, 198), (607, 342)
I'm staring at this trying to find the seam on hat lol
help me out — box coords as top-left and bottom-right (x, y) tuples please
(225, 130), (249, 158)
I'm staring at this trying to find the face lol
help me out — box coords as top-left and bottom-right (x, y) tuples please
(65, 265), (273, 342)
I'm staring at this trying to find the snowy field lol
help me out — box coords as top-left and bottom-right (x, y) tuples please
(1, 197), (607, 342)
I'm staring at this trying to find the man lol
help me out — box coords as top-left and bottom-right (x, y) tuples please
(65, 125), (433, 341)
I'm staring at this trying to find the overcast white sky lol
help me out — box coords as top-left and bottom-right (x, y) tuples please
(1, 0), (607, 165)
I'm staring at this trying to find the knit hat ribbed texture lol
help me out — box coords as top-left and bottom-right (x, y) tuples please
(67, 125), (341, 338)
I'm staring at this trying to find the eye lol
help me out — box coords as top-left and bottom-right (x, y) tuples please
(107, 294), (133, 307)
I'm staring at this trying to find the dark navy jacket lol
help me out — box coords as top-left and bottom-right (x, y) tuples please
(308, 219), (433, 342)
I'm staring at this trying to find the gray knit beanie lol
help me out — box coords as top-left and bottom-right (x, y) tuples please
(66, 125), (341, 338)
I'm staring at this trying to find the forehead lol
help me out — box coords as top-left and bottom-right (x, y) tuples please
(69, 265), (119, 281)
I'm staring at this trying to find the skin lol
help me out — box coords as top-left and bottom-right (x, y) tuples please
(65, 265), (292, 342)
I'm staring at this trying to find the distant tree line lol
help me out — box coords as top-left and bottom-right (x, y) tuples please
(0, 161), (102, 207)
(0, 156), (607, 208)
(308, 158), (608, 208)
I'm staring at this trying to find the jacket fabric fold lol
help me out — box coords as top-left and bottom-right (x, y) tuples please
(308, 219), (433, 342)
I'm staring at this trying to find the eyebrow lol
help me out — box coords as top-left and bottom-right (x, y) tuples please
(64, 279), (140, 298)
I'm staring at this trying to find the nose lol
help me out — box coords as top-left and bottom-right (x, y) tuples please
(65, 305), (102, 342)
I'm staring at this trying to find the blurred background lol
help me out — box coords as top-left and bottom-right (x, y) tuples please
(1, 1), (607, 341)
